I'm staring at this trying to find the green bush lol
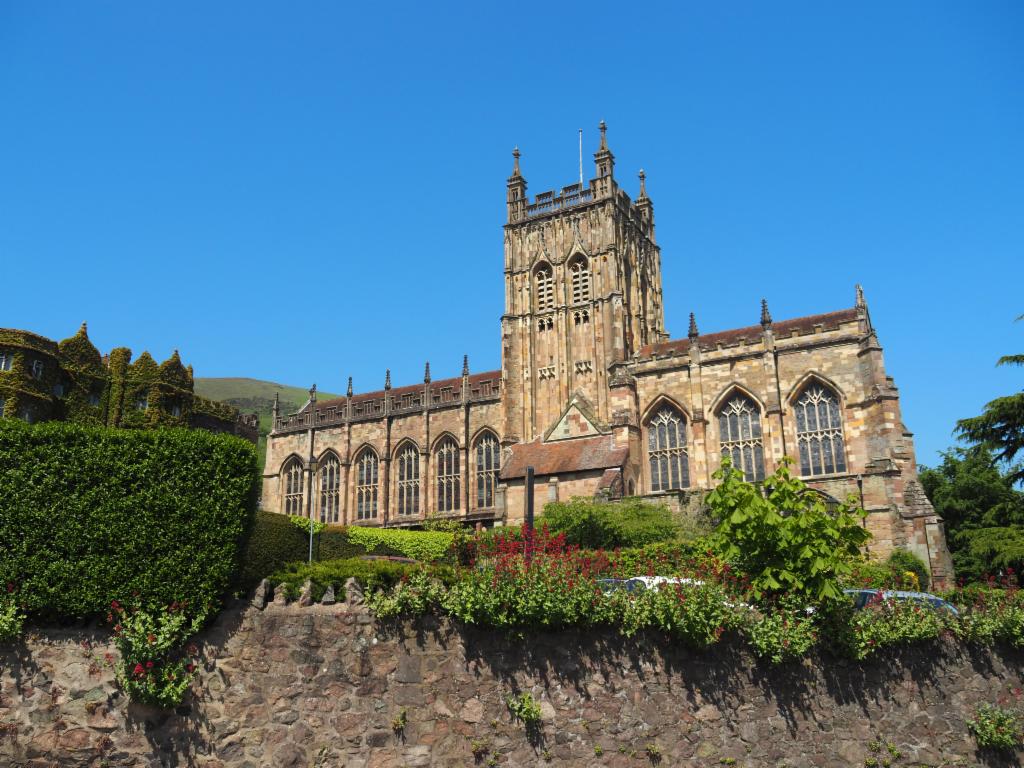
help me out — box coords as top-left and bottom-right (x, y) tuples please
(345, 526), (455, 563)
(540, 497), (681, 549)
(269, 557), (454, 601)
(885, 550), (930, 590)
(317, 525), (375, 561)
(968, 704), (1024, 751)
(0, 596), (24, 642)
(825, 595), (951, 660)
(744, 597), (818, 664)
(0, 420), (257, 620)
(951, 587), (1024, 648)
(238, 510), (309, 588)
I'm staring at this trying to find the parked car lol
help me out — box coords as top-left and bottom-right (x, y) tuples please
(843, 588), (959, 616)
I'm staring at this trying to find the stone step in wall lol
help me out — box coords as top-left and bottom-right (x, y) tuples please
(1, 597), (1022, 767)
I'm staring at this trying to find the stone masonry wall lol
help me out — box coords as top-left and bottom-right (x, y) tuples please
(2, 599), (1023, 767)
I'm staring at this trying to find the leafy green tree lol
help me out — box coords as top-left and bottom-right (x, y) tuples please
(956, 314), (1024, 485)
(708, 458), (869, 603)
(920, 446), (1024, 582)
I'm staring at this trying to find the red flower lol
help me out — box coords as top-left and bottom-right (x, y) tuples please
(186, 663), (195, 673)
(110, 599), (120, 611)
(187, 643), (198, 656)
(145, 661), (154, 669)
(114, 624), (123, 634)
(146, 633), (155, 645)
(132, 663), (144, 677)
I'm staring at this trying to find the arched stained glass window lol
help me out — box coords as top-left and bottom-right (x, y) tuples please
(396, 444), (420, 517)
(355, 449), (379, 520)
(475, 431), (499, 508)
(535, 266), (554, 311)
(794, 383), (847, 476)
(718, 394), (765, 482)
(569, 258), (590, 303)
(318, 454), (341, 523)
(282, 457), (304, 516)
(647, 406), (689, 491)
(436, 437), (460, 512)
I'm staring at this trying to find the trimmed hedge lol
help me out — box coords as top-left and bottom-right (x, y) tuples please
(237, 510), (309, 588)
(345, 526), (454, 563)
(540, 497), (681, 549)
(269, 558), (457, 601)
(0, 420), (257, 620)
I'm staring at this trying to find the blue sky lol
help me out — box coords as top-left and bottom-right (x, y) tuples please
(1, 2), (1021, 465)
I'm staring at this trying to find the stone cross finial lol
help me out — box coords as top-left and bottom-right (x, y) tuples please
(462, 355), (469, 377)
(638, 169), (647, 198)
(599, 120), (608, 150)
(761, 298), (773, 328)
(346, 377), (353, 398)
(512, 147), (521, 177)
(309, 383), (317, 403)
(424, 361), (431, 384)
(384, 369), (391, 390)
(688, 312), (699, 339)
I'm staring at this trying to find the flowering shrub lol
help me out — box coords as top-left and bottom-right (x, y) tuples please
(109, 600), (205, 708)
(745, 597), (818, 664)
(950, 586), (1024, 648)
(827, 592), (951, 660)
(618, 579), (740, 649)
(367, 570), (446, 620)
(968, 703), (1023, 751)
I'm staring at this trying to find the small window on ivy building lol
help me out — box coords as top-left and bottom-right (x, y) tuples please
(0, 352), (10, 372)
(171, 402), (182, 418)
(136, 395), (148, 411)
(31, 360), (44, 380)
(53, 381), (64, 398)
(88, 391), (101, 407)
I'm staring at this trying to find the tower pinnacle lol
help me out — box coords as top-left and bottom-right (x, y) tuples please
(760, 299), (773, 328)
(688, 313), (699, 339)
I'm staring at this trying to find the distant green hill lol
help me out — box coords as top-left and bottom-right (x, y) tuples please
(194, 378), (341, 471)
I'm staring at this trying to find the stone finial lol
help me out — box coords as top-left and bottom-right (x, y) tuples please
(298, 579), (314, 607)
(384, 369), (391, 390)
(511, 147), (521, 177)
(272, 392), (280, 418)
(347, 377), (353, 398)
(344, 577), (365, 607)
(424, 361), (431, 384)
(688, 312), (699, 339)
(309, 383), (317, 403)
(321, 584), (336, 606)
(252, 578), (271, 609)
(79, 321), (88, 337)
(638, 169), (647, 199)
(855, 283), (866, 309)
(760, 298), (773, 328)
(462, 355), (469, 377)
(272, 583), (288, 606)
(598, 120), (608, 150)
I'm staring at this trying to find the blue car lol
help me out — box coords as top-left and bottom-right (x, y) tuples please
(843, 588), (959, 616)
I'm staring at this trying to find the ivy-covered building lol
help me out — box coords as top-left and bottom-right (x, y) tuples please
(0, 324), (258, 441)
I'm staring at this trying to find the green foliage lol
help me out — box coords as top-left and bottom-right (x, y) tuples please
(540, 497), (683, 549)
(0, 420), (257, 620)
(609, 539), (717, 577)
(345, 526), (454, 563)
(950, 587), (1024, 648)
(968, 703), (1024, 751)
(506, 692), (542, 724)
(237, 510), (309, 588)
(825, 595), (950, 660)
(920, 446), (1024, 582)
(268, 557), (442, 601)
(745, 597), (818, 664)
(708, 458), (870, 603)
(618, 580), (741, 649)
(367, 570), (446, 619)
(289, 514), (325, 535)
(885, 550), (930, 591)
(110, 599), (205, 708)
(0, 596), (24, 643)
(316, 525), (379, 560)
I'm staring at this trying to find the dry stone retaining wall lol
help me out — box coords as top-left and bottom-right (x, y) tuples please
(1, 597), (1023, 767)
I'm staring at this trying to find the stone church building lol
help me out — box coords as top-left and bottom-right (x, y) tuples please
(263, 123), (953, 586)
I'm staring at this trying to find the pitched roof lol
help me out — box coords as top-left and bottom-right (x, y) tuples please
(638, 307), (860, 358)
(499, 435), (628, 480)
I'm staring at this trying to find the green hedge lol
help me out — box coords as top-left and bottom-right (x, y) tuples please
(237, 510), (309, 588)
(540, 497), (681, 549)
(269, 558), (456, 601)
(345, 526), (454, 563)
(0, 420), (257, 620)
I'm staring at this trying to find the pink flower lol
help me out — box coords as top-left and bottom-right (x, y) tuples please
(145, 661), (153, 669)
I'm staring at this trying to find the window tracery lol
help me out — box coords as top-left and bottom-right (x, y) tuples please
(318, 454), (341, 523)
(436, 437), (460, 512)
(569, 258), (590, 303)
(475, 432), (499, 508)
(396, 444), (420, 516)
(647, 405), (689, 491)
(355, 449), (379, 520)
(718, 394), (765, 482)
(794, 383), (848, 476)
(535, 266), (554, 311)
(282, 457), (304, 516)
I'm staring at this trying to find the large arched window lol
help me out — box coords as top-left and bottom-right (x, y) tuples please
(282, 457), (304, 516)
(436, 437), (460, 512)
(718, 394), (765, 482)
(647, 405), (689, 491)
(355, 449), (379, 520)
(475, 431), (499, 509)
(396, 443), (420, 517)
(794, 383), (847, 477)
(318, 453), (341, 523)
(569, 257), (590, 303)
(535, 266), (554, 311)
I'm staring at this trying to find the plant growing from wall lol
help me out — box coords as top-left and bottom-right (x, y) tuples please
(968, 703), (1024, 751)
(506, 691), (542, 726)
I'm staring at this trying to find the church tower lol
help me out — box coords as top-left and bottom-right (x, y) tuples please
(501, 122), (666, 444)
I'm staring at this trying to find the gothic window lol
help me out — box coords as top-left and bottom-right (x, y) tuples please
(569, 258), (590, 303)
(282, 457), (304, 516)
(647, 405), (689, 492)
(794, 383), (848, 477)
(355, 449), (379, 520)
(475, 431), (499, 508)
(535, 266), (554, 311)
(573, 310), (590, 326)
(718, 393), (765, 482)
(436, 437), (460, 512)
(31, 360), (44, 380)
(0, 352), (10, 372)
(318, 453), (341, 523)
(396, 444), (420, 516)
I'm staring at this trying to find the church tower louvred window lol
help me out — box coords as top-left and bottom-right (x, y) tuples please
(318, 454), (341, 523)
(647, 405), (689, 491)
(718, 394), (765, 482)
(475, 431), (499, 508)
(535, 266), (554, 311)
(436, 437), (460, 512)
(397, 444), (420, 516)
(794, 383), (847, 477)
(569, 257), (590, 303)
(282, 457), (304, 516)
(355, 449), (379, 520)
